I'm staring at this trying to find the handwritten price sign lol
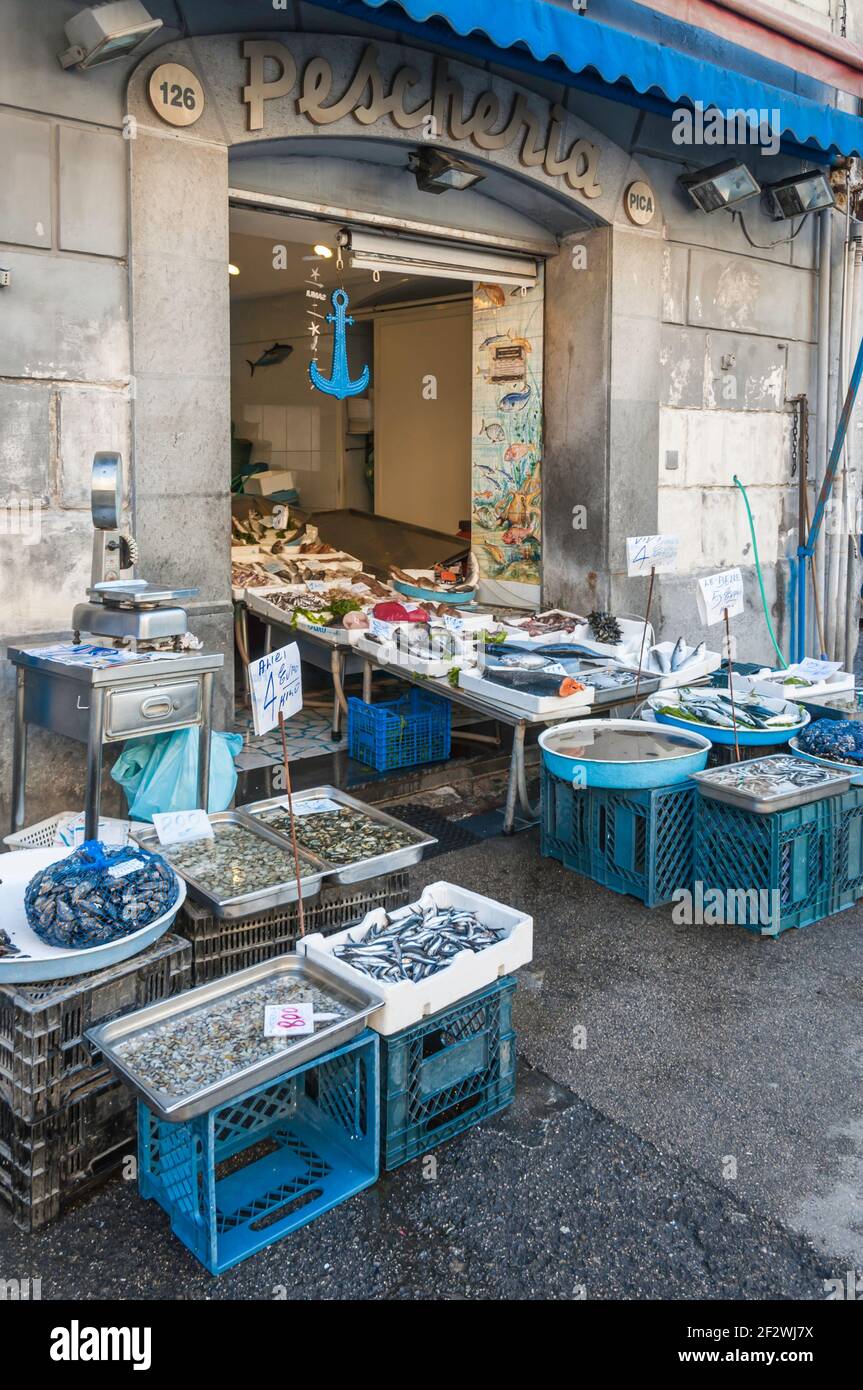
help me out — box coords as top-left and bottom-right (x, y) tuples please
(626, 534), (679, 577)
(264, 1002), (315, 1037)
(249, 641), (303, 736)
(697, 568), (744, 626)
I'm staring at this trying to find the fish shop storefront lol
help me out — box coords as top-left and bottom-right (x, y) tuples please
(1, 0), (862, 822)
(4, 0), (863, 1280)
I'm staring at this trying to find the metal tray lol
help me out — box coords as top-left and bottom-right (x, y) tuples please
(241, 785), (437, 886)
(86, 955), (382, 1122)
(692, 756), (852, 814)
(132, 811), (327, 918)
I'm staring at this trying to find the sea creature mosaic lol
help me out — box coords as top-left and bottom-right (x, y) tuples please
(471, 272), (544, 592)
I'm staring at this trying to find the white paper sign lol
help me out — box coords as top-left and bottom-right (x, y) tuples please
(152, 809), (214, 846)
(697, 568), (744, 626)
(626, 534), (679, 577)
(249, 641), (303, 736)
(790, 658), (842, 681)
(264, 1002), (315, 1037)
(293, 797), (342, 816)
(107, 857), (146, 880)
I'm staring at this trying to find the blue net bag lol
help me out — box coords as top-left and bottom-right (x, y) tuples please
(798, 718), (863, 763)
(25, 840), (179, 950)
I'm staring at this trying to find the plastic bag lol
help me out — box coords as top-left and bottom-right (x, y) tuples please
(111, 729), (243, 822)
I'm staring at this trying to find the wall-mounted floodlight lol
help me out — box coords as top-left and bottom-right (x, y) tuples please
(679, 159), (761, 213)
(765, 170), (835, 220)
(59, 2), (162, 70)
(408, 148), (486, 195)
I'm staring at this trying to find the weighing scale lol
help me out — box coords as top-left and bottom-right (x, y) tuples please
(9, 454), (223, 841)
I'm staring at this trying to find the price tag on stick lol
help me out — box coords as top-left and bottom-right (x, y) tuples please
(697, 568), (744, 626)
(626, 534), (679, 578)
(152, 809), (213, 846)
(249, 641), (303, 736)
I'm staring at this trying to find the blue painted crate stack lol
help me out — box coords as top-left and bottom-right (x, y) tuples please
(694, 782), (863, 935)
(348, 690), (451, 772)
(380, 977), (516, 1170)
(541, 766), (696, 907)
(138, 1034), (379, 1275)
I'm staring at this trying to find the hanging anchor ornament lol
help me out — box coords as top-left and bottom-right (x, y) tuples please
(309, 288), (370, 399)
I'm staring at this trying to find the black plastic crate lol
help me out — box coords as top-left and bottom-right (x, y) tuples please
(177, 872), (410, 984)
(0, 1076), (137, 1232)
(0, 935), (192, 1123)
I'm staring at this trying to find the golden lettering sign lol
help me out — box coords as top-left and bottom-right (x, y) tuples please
(242, 40), (601, 199)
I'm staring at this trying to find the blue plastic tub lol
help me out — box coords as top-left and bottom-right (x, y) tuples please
(789, 736), (863, 784)
(538, 719), (710, 789)
(391, 578), (476, 606)
(654, 710), (808, 747)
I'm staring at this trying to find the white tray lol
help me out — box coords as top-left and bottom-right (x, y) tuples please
(458, 666), (596, 715)
(501, 610), (653, 662)
(0, 848), (186, 983)
(643, 642), (721, 689)
(298, 880), (533, 1034)
(354, 632), (476, 678)
(751, 670), (855, 703)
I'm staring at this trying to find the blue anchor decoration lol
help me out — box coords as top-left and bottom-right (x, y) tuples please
(309, 288), (370, 399)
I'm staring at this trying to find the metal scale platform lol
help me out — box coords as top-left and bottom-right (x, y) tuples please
(9, 453), (223, 841)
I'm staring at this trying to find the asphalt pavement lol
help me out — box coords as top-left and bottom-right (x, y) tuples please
(0, 827), (859, 1300)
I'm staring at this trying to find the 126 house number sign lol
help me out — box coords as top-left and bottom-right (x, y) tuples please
(148, 63), (205, 127)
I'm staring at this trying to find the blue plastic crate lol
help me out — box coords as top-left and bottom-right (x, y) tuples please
(138, 1032), (379, 1274)
(694, 795), (836, 935)
(380, 978), (516, 1171)
(348, 690), (451, 772)
(540, 768), (695, 908)
(826, 783), (863, 914)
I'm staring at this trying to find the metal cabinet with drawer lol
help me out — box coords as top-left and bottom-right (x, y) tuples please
(8, 647), (224, 841)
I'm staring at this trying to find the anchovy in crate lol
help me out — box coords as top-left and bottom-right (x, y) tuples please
(24, 841), (178, 949)
(333, 900), (504, 983)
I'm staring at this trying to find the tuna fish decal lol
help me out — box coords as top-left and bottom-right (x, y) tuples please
(247, 342), (294, 376)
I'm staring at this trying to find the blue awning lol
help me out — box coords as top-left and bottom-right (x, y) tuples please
(312, 0), (863, 158)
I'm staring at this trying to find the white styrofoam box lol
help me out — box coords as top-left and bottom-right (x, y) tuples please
(294, 614), (365, 646)
(458, 667), (596, 716)
(645, 642), (721, 689)
(750, 670), (854, 703)
(500, 611), (653, 663)
(355, 631), (477, 678)
(298, 881), (533, 1034)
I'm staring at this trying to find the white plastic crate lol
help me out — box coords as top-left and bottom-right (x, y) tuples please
(3, 814), (133, 851)
(458, 666), (596, 716)
(298, 880), (533, 1035)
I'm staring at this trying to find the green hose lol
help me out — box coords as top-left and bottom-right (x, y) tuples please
(732, 474), (787, 669)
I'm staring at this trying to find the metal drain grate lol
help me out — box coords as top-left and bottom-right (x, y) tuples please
(381, 803), (482, 858)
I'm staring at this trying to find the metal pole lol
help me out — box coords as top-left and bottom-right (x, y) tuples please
(84, 687), (106, 842)
(197, 672), (214, 812)
(10, 668), (27, 833)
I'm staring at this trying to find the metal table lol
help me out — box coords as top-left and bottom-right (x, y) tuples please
(357, 653), (648, 833)
(8, 647), (224, 841)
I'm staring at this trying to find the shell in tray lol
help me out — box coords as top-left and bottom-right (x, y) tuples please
(298, 880), (533, 1035)
(0, 847), (186, 984)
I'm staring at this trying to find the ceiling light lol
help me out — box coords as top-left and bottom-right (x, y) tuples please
(765, 169), (835, 219)
(408, 148), (486, 195)
(313, 244), (333, 258)
(59, 2), (162, 70)
(679, 159), (761, 213)
(228, 264), (240, 276)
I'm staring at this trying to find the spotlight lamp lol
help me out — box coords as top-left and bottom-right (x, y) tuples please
(59, 2), (163, 70)
(408, 148), (486, 195)
(764, 170), (835, 220)
(679, 159), (761, 213)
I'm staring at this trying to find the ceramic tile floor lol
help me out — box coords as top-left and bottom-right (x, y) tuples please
(232, 705), (343, 766)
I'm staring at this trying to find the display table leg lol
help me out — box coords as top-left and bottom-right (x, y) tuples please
(11, 668), (27, 832)
(198, 671), (214, 811)
(84, 687), (106, 842)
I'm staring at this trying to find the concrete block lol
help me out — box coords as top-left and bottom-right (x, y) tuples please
(0, 113), (51, 248)
(133, 375), (229, 497)
(699, 484), (788, 568)
(0, 382), (52, 496)
(703, 333), (786, 410)
(608, 400), (660, 546)
(132, 251), (229, 379)
(659, 327), (705, 409)
(611, 314), (661, 404)
(133, 492), (230, 602)
(661, 244), (688, 325)
(59, 127), (128, 258)
(611, 230), (663, 320)
(0, 508), (92, 634)
(688, 247), (815, 341)
(0, 250), (128, 380)
(656, 486), (704, 573)
(58, 387), (131, 508)
(684, 410), (790, 489)
(130, 136), (229, 263)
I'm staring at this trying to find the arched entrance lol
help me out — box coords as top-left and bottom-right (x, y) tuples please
(125, 31), (664, 703)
